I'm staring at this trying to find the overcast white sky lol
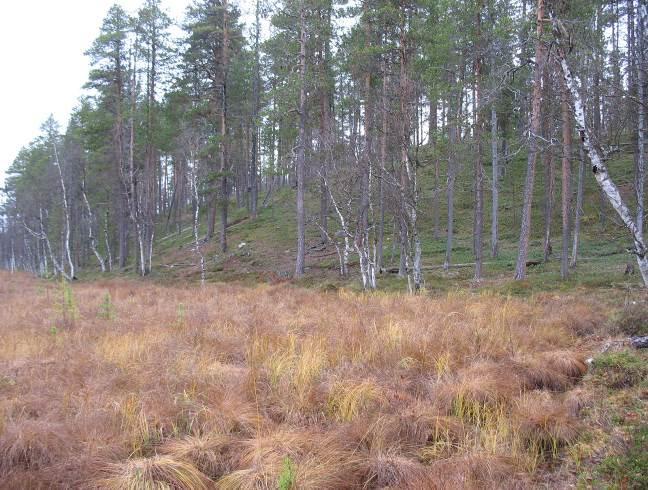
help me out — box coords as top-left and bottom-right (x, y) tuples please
(0, 0), (191, 188)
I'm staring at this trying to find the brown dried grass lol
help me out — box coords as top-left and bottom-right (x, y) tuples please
(94, 455), (211, 489)
(0, 272), (603, 488)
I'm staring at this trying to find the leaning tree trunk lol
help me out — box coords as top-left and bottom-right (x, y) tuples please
(553, 16), (648, 285)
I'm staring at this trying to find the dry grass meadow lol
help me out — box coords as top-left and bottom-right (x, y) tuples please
(0, 271), (607, 489)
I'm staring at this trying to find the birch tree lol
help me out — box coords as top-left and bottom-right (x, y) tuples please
(552, 15), (648, 286)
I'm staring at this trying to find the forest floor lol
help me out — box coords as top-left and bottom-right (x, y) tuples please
(0, 271), (646, 488)
(149, 183), (639, 297)
(138, 150), (642, 294)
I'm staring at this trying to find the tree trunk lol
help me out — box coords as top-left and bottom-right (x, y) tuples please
(114, 44), (129, 270)
(474, 0), (484, 281)
(430, 97), (441, 240)
(52, 140), (74, 279)
(490, 100), (499, 258)
(219, 0), (230, 253)
(514, 0), (545, 280)
(295, 3), (307, 277)
(570, 145), (585, 268)
(128, 50), (145, 277)
(317, 3), (332, 244)
(542, 64), (554, 263)
(377, 51), (388, 271)
(356, 5), (376, 290)
(104, 210), (113, 272)
(636, 2), (646, 237)
(444, 68), (463, 271)
(190, 155), (206, 286)
(206, 197), (216, 240)
(250, 0), (261, 220)
(142, 7), (158, 276)
(559, 72), (572, 279)
(553, 16), (648, 286)
(398, 15), (421, 291)
(82, 182), (106, 273)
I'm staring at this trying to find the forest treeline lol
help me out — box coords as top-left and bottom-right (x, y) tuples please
(0, 0), (646, 289)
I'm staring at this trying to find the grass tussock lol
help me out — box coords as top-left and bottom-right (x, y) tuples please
(161, 433), (236, 478)
(0, 420), (70, 473)
(514, 392), (581, 456)
(0, 272), (605, 488)
(96, 455), (211, 489)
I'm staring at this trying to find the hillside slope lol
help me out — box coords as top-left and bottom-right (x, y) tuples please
(150, 150), (642, 294)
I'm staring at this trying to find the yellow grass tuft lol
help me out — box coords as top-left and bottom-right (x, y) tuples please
(96, 455), (211, 489)
(114, 393), (159, 457)
(327, 379), (383, 422)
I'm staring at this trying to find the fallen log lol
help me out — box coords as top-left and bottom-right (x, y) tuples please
(383, 262), (495, 274)
(630, 336), (648, 349)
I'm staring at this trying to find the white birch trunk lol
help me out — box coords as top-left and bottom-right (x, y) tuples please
(321, 173), (352, 278)
(104, 211), (113, 272)
(82, 186), (106, 272)
(190, 154), (206, 286)
(53, 143), (74, 279)
(554, 18), (648, 285)
(41, 238), (48, 277)
(24, 211), (71, 281)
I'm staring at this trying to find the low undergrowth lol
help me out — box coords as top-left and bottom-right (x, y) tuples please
(0, 271), (612, 488)
(575, 349), (648, 489)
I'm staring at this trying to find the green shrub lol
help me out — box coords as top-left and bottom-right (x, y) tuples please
(55, 279), (79, 328)
(174, 303), (186, 328)
(591, 352), (648, 389)
(278, 457), (295, 490)
(97, 292), (117, 320)
(596, 425), (648, 489)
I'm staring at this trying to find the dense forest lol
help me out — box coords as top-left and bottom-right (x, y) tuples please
(1, 0), (646, 290)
